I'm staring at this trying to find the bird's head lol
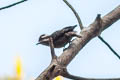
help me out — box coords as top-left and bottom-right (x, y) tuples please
(36, 34), (50, 45)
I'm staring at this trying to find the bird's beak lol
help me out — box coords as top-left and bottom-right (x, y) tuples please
(36, 40), (44, 45)
(36, 38), (50, 45)
(36, 42), (40, 45)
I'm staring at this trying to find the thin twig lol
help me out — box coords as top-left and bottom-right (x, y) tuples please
(63, 0), (83, 30)
(0, 0), (27, 10)
(63, 72), (87, 80)
(98, 36), (120, 59)
(49, 37), (57, 59)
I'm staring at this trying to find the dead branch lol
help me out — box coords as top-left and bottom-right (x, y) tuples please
(36, 4), (120, 80)
(63, 0), (120, 61)
(58, 5), (120, 66)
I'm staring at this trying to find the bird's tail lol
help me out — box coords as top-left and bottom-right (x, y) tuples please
(70, 24), (77, 30)
(73, 24), (77, 28)
(72, 24), (77, 29)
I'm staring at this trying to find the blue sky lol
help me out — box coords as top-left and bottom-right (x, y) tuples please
(0, 0), (120, 80)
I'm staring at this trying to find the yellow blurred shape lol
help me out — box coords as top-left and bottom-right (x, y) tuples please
(54, 76), (63, 80)
(15, 56), (22, 80)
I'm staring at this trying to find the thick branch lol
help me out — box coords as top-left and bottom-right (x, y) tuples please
(63, 0), (120, 62)
(58, 5), (120, 66)
(102, 5), (120, 30)
(0, 0), (27, 10)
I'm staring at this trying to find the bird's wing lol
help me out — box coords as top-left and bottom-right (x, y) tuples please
(51, 30), (65, 41)
(50, 25), (77, 41)
(61, 25), (77, 32)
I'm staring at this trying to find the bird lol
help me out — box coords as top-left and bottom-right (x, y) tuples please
(36, 25), (81, 48)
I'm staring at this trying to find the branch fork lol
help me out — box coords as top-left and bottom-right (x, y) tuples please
(36, 2), (120, 80)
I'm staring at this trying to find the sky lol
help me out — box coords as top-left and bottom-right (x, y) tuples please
(0, 0), (120, 80)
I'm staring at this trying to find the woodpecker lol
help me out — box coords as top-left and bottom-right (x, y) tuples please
(36, 25), (80, 48)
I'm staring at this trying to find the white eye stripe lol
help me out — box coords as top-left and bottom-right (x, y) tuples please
(40, 34), (49, 38)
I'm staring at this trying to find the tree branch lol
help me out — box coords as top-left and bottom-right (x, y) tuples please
(63, 0), (120, 61)
(58, 5), (120, 66)
(36, 5), (120, 80)
(63, 70), (120, 80)
(63, 0), (84, 30)
(0, 0), (27, 10)
(49, 37), (57, 59)
(98, 36), (120, 59)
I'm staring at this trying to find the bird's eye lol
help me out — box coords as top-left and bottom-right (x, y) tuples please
(40, 34), (46, 38)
